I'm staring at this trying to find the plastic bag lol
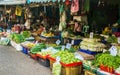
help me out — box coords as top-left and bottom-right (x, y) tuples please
(0, 37), (10, 45)
(52, 56), (61, 75)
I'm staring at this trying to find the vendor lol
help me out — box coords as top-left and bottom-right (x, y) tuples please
(37, 24), (45, 35)
(102, 25), (111, 35)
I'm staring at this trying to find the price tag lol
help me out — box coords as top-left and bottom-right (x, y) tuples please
(35, 41), (38, 44)
(66, 43), (71, 49)
(118, 37), (120, 43)
(56, 39), (61, 45)
(109, 46), (117, 56)
(56, 56), (60, 62)
(71, 40), (74, 45)
(90, 32), (93, 38)
(62, 45), (65, 51)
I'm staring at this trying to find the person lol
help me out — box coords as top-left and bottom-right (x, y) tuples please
(36, 24), (45, 35)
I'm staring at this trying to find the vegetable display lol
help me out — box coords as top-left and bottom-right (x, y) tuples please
(21, 31), (31, 38)
(30, 43), (46, 54)
(9, 33), (25, 43)
(51, 50), (80, 64)
(92, 53), (120, 69)
(80, 38), (106, 51)
(107, 35), (117, 43)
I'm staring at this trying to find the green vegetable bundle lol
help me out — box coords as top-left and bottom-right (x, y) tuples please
(21, 31), (30, 38)
(93, 53), (120, 69)
(30, 43), (46, 54)
(10, 33), (25, 43)
(107, 35), (117, 43)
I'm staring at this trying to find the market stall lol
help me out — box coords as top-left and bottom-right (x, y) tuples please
(0, 0), (120, 75)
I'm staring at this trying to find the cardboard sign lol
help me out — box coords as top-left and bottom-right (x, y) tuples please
(56, 39), (61, 45)
(66, 43), (71, 49)
(109, 46), (117, 56)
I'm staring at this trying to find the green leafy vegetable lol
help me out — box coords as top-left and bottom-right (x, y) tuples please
(30, 43), (46, 54)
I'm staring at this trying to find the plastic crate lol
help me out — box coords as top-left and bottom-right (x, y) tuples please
(69, 39), (82, 45)
(48, 56), (82, 67)
(100, 64), (114, 74)
(22, 47), (28, 54)
(49, 59), (55, 69)
(36, 54), (48, 59)
(61, 61), (82, 67)
(61, 65), (82, 75)
(29, 53), (38, 60)
(79, 49), (102, 55)
(115, 72), (120, 75)
(97, 70), (115, 75)
(38, 57), (50, 67)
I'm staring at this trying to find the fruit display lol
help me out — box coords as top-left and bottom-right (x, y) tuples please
(51, 50), (80, 64)
(30, 43), (46, 54)
(21, 31), (31, 38)
(92, 53), (120, 69)
(9, 33), (25, 43)
(80, 38), (106, 52)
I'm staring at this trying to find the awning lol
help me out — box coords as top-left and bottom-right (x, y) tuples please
(27, 0), (65, 4)
(0, 0), (26, 5)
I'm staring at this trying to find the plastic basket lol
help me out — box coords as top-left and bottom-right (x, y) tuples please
(61, 65), (82, 75)
(61, 62), (82, 67)
(36, 54), (48, 59)
(100, 64), (114, 74)
(29, 53), (37, 60)
(22, 47), (28, 54)
(49, 59), (55, 69)
(115, 72), (120, 75)
(97, 70), (115, 75)
(48, 56), (82, 67)
(79, 49), (102, 55)
(38, 57), (50, 67)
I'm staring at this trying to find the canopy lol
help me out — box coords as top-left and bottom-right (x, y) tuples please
(27, 0), (65, 3)
(0, 0), (26, 5)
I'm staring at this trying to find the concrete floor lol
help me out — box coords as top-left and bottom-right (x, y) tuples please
(0, 45), (52, 75)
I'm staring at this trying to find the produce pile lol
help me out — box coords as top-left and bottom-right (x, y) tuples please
(30, 43), (46, 54)
(51, 50), (80, 64)
(41, 32), (54, 37)
(92, 53), (120, 69)
(21, 31), (31, 38)
(80, 38), (106, 52)
(9, 33), (25, 43)
(107, 34), (117, 43)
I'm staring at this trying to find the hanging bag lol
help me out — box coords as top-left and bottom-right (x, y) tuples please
(71, 0), (79, 14)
